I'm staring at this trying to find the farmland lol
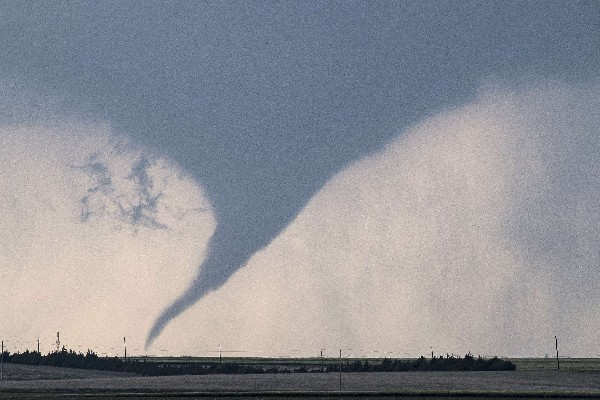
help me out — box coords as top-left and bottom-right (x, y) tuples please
(0, 358), (599, 398)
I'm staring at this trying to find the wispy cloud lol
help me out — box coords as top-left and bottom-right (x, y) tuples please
(122, 156), (167, 230)
(75, 153), (167, 231)
(77, 154), (114, 223)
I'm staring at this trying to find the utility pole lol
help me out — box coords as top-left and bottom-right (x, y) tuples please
(320, 349), (323, 372)
(555, 336), (560, 371)
(1, 340), (4, 384)
(339, 349), (342, 391)
(37, 337), (40, 354)
(124, 337), (127, 361)
(219, 344), (222, 364)
(56, 332), (60, 352)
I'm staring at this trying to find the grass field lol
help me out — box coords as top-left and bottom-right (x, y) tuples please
(128, 356), (600, 372)
(0, 359), (599, 398)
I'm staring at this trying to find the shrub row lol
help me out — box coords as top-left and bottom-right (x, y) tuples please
(330, 354), (516, 372)
(2, 348), (281, 376)
(2, 348), (515, 376)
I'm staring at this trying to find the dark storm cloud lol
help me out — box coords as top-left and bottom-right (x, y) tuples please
(1, 1), (598, 347)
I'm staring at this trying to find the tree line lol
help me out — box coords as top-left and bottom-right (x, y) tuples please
(1, 347), (515, 376)
(336, 354), (516, 372)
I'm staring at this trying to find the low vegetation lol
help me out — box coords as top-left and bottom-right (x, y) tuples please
(338, 354), (516, 372)
(1, 348), (515, 376)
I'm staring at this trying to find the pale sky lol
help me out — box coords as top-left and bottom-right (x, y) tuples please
(0, 2), (598, 357)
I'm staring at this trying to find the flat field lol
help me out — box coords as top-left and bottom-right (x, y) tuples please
(0, 363), (137, 381)
(0, 360), (599, 398)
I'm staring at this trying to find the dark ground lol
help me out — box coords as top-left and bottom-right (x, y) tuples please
(1, 362), (600, 398)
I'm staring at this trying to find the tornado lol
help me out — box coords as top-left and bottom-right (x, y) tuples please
(0, 1), (597, 351)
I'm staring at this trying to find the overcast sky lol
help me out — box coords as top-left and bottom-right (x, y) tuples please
(0, 1), (598, 357)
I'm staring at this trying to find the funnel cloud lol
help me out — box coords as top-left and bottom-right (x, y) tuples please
(0, 1), (598, 351)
